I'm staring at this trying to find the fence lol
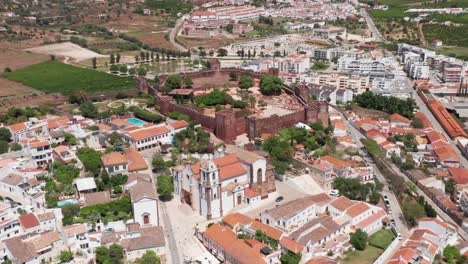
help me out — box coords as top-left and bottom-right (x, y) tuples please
(373, 238), (399, 264)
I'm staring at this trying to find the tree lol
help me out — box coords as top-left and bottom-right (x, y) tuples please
(119, 65), (128, 74)
(62, 204), (80, 225)
(411, 117), (423, 128)
(164, 74), (182, 93)
(443, 245), (461, 264)
(137, 67), (147, 76)
(238, 74), (254, 89)
(92, 57), (97, 69)
(108, 244), (124, 264)
(110, 64), (119, 72)
(157, 175), (174, 200)
(152, 154), (166, 173)
(79, 101), (98, 118)
(59, 250), (73, 263)
(129, 68), (136, 76)
(77, 147), (103, 176)
(217, 48), (228, 57)
(116, 53), (121, 63)
(10, 143), (21, 151)
(259, 75), (283, 95)
(350, 229), (368, 251)
(0, 141), (8, 154)
(184, 78), (194, 87)
(280, 252), (301, 264)
(4, 67), (12, 73)
(110, 54), (115, 64)
(96, 247), (110, 264)
(0, 128), (12, 142)
(445, 179), (457, 195)
(229, 71), (238, 81)
(64, 133), (78, 145)
(135, 250), (161, 264)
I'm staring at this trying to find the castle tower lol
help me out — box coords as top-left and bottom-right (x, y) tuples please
(215, 109), (237, 144)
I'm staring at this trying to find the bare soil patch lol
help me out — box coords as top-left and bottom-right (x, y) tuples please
(26, 42), (106, 62)
(0, 49), (48, 70)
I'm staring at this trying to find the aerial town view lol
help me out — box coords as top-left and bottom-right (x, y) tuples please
(0, 0), (467, 263)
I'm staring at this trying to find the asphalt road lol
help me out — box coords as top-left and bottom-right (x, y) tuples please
(169, 15), (189, 52)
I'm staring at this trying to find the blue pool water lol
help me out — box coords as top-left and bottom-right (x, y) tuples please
(57, 199), (78, 207)
(127, 118), (146, 126)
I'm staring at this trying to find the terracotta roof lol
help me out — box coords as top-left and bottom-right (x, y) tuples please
(280, 236), (304, 254)
(264, 193), (332, 220)
(130, 181), (158, 202)
(354, 209), (385, 230)
(223, 213), (253, 228)
(433, 145), (460, 162)
(121, 226), (165, 251)
(30, 231), (61, 251)
(427, 99), (467, 139)
(3, 237), (37, 263)
(37, 212), (55, 221)
(28, 140), (49, 148)
(8, 122), (27, 133)
(244, 188), (261, 198)
(346, 202), (370, 218)
(204, 224), (237, 249)
(127, 125), (170, 140)
(329, 196), (355, 212)
(390, 113), (410, 123)
(191, 154), (245, 180)
(102, 152), (127, 166)
(414, 112), (433, 129)
(83, 191), (112, 206)
(47, 116), (70, 129)
(1, 173), (24, 186)
(320, 155), (350, 169)
(426, 131), (447, 144)
(125, 148), (148, 172)
(418, 217), (450, 229)
(289, 216), (342, 245)
(19, 213), (40, 230)
(126, 173), (152, 185)
(224, 239), (267, 264)
(169, 120), (189, 129)
(250, 220), (283, 240)
(63, 223), (87, 236)
(448, 168), (468, 184)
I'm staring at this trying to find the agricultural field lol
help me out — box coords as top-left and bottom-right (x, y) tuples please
(0, 49), (49, 71)
(2, 61), (134, 95)
(177, 36), (234, 49)
(367, 0), (468, 48)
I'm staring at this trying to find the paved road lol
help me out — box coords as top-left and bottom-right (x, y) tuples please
(333, 107), (468, 241)
(361, 8), (385, 42)
(160, 201), (181, 264)
(169, 15), (189, 52)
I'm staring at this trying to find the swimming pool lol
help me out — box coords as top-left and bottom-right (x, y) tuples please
(57, 199), (78, 207)
(127, 118), (146, 126)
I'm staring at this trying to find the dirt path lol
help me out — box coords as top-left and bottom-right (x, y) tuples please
(418, 23), (427, 46)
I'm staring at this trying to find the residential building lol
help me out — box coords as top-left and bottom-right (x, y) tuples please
(26, 139), (53, 167)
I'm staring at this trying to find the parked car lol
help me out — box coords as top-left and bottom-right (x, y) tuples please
(275, 196), (284, 203)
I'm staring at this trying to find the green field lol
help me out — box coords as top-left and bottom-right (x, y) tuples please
(2, 61), (135, 95)
(340, 246), (384, 264)
(369, 229), (395, 249)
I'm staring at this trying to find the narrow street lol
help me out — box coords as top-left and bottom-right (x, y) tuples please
(332, 108), (410, 238)
(160, 200), (181, 264)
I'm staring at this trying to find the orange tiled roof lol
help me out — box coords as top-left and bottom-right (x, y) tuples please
(427, 99), (467, 139)
(28, 140), (49, 148)
(320, 155), (350, 169)
(448, 168), (468, 184)
(223, 213), (253, 228)
(169, 120), (189, 129)
(47, 116), (70, 129)
(127, 125), (170, 140)
(203, 224), (237, 249)
(125, 148), (148, 172)
(280, 236), (304, 254)
(8, 122), (27, 133)
(250, 220), (283, 240)
(329, 196), (355, 212)
(102, 152), (127, 166)
(346, 202), (370, 218)
(390, 113), (410, 123)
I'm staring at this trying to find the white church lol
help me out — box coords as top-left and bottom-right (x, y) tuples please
(172, 146), (274, 220)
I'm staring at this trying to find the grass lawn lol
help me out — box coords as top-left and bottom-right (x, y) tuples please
(369, 229), (395, 249)
(2, 61), (134, 95)
(340, 246), (384, 264)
